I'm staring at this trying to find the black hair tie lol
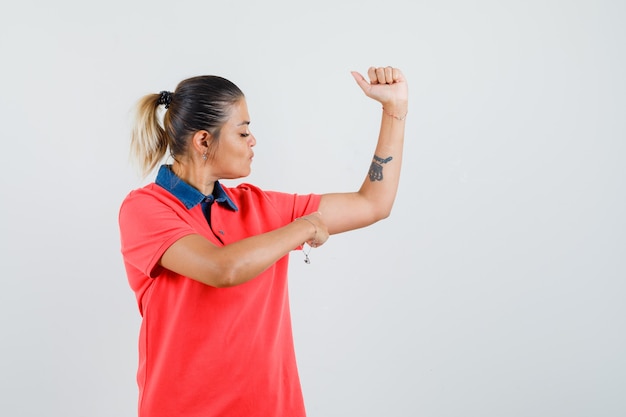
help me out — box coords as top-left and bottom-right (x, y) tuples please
(157, 91), (173, 109)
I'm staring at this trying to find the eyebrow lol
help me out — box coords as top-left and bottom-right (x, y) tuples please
(237, 121), (251, 126)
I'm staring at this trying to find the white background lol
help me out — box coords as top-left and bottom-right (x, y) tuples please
(1, 0), (624, 416)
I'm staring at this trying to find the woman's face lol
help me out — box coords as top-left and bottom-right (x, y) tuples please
(210, 99), (256, 179)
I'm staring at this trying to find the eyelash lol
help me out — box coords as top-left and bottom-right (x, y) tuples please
(240, 133), (250, 138)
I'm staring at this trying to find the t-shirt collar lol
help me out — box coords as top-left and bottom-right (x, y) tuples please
(155, 165), (238, 211)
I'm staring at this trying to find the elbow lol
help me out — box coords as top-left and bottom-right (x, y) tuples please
(379, 208), (392, 221)
(351, 205), (392, 231)
(209, 260), (253, 288)
(212, 277), (234, 288)
(212, 268), (240, 288)
(372, 205), (393, 223)
(193, 260), (239, 288)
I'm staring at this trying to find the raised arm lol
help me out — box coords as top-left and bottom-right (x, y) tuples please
(318, 66), (409, 235)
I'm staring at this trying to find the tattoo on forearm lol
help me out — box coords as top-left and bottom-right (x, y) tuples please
(369, 155), (393, 182)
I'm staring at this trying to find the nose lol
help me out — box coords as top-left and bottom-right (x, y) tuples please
(248, 133), (256, 147)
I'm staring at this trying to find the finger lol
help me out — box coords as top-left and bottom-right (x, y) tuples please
(392, 67), (401, 82)
(351, 71), (370, 94)
(368, 66), (379, 84)
(375, 67), (386, 84)
(384, 66), (394, 84)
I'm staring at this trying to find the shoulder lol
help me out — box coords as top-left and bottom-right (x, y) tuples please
(121, 183), (182, 210)
(228, 182), (263, 193)
(119, 183), (187, 226)
(225, 182), (290, 204)
(224, 182), (321, 219)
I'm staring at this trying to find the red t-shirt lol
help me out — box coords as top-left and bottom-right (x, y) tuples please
(119, 173), (320, 417)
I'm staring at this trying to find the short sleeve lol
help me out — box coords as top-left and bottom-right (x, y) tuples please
(119, 189), (196, 278)
(233, 183), (321, 224)
(237, 185), (321, 250)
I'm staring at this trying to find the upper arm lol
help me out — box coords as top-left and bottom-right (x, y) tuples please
(318, 192), (382, 235)
(159, 234), (227, 287)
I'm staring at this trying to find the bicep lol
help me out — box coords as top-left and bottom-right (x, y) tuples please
(318, 192), (379, 235)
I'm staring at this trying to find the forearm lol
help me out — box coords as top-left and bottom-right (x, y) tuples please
(320, 104), (407, 235)
(160, 217), (318, 288)
(216, 218), (318, 286)
(358, 103), (407, 218)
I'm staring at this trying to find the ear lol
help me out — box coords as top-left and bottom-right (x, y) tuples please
(190, 130), (212, 155)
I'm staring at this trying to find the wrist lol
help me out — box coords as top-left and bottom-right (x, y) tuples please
(381, 99), (408, 120)
(382, 106), (408, 121)
(295, 217), (317, 241)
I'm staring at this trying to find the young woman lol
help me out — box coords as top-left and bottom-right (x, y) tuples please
(119, 66), (408, 417)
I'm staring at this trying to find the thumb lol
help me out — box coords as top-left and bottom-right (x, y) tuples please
(351, 71), (370, 94)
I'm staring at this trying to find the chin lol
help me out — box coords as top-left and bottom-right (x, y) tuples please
(225, 170), (250, 180)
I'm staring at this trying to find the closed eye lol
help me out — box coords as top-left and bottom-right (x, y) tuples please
(240, 133), (250, 138)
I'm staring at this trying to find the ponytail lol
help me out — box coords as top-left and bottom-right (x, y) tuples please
(130, 94), (169, 177)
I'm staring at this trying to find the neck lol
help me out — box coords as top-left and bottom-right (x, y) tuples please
(171, 161), (215, 196)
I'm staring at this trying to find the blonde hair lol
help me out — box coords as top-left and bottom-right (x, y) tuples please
(130, 93), (169, 177)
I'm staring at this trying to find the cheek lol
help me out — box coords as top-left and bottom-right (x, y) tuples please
(238, 141), (250, 155)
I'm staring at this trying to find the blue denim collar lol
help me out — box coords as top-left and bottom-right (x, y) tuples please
(155, 165), (238, 211)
